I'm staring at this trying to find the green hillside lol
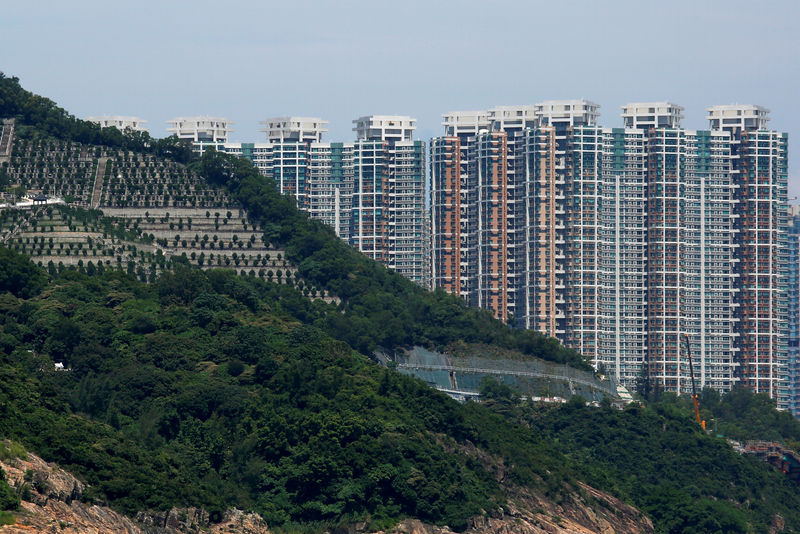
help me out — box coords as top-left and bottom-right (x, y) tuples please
(0, 250), (573, 530)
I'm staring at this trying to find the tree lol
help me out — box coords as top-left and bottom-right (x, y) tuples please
(0, 468), (19, 511)
(635, 362), (651, 400)
(479, 376), (518, 404)
(0, 247), (47, 298)
(0, 166), (10, 190)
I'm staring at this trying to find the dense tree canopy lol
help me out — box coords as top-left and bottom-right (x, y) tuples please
(699, 386), (800, 448)
(1, 248), (799, 532)
(0, 246), (47, 298)
(0, 255), (576, 530)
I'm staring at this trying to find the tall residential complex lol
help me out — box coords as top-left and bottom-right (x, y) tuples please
(219, 116), (429, 287)
(431, 101), (788, 402)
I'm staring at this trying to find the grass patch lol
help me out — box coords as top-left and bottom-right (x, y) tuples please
(0, 510), (15, 525)
(0, 441), (27, 461)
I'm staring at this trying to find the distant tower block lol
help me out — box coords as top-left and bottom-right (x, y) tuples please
(621, 102), (684, 129)
(708, 104), (785, 404)
(260, 117), (328, 143)
(86, 115), (148, 132)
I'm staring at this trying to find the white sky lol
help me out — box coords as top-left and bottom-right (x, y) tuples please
(3, 0), (799, 194)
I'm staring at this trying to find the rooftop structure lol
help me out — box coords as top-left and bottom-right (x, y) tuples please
(353, 115), (416, 142)
(707, 104), (770, 133)
(534, 99), (600, 127)
(487, 105), (539, 131)
(86, 115), (148, 132)
(442, 110), (491, 137)
(260, 117), (328, 143)
(620, 102), (684, 129)
(166, 116), (234, 145)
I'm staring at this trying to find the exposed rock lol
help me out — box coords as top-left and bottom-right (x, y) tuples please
(0, 446), (266, 534)
(0, 445), (84, 506)
(135, 507), (268, 534)
(8, 499), (142, 534)
(371, 484), (653, 534)
(771, 513), (786, 534)
(0, 448), (141, 534)
(135, 507), (209, 532)
(0, 443), (652, 534)
(207, 508), (270, 534)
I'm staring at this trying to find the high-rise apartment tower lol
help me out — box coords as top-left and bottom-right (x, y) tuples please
(431, 101), (787, 401)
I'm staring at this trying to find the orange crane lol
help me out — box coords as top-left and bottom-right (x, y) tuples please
(682, 334), (706, 430)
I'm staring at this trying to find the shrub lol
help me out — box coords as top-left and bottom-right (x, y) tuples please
(0, 470), (19, 511)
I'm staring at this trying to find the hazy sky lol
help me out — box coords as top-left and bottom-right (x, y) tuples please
(3, 0), (800, 192)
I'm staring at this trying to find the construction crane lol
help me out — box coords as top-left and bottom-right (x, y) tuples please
(682, 334), (706, 430)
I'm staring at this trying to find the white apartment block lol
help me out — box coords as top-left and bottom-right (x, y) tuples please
(597, 128), (649, 385)
(707, 105), (788, 405)
(307, 142), (353, 240)
(352, 115), (427, 285)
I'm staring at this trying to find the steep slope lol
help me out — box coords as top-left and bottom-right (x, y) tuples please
(1, 125), (312, 289)
(0, 440), (269, 534)
(0, 250), (654, 532)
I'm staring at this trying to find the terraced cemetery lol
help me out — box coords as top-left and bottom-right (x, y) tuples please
(0, 120), (333, 300)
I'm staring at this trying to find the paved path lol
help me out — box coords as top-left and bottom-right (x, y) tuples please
(0, 119), (15, 163)
(90, 157), (109, 209)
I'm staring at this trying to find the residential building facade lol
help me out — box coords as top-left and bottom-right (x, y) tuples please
(787, 206), (800, 417)
(708, 105), (789, 403)
(431, 101), (788, 402)
(219, 116), (430, 288)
